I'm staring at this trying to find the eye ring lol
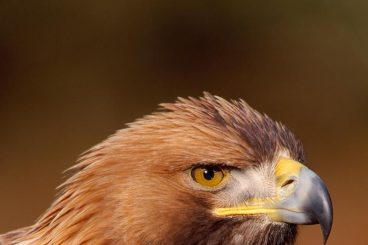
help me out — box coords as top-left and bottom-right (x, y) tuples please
(191, 165), (228, 187)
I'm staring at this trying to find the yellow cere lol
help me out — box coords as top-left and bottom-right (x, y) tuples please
(275, 158), (303, 187)
(191, 166), (227, 187)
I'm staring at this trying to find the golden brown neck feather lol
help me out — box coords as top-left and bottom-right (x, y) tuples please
(1, 93), (302, 244)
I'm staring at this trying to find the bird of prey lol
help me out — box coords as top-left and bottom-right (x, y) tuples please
(0, 93), (333, 245)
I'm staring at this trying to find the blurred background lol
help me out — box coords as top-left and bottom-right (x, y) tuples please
(0, 0), (367, 244)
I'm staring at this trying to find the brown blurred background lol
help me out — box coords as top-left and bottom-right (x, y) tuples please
(0, 0), (367, 244)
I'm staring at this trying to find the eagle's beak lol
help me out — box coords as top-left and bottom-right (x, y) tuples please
(213, 158), (333, 244)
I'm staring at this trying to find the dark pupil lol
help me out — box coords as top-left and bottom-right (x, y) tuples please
(203, 168), (215, 180)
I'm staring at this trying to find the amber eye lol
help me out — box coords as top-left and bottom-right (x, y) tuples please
(191, 166), (227, 187)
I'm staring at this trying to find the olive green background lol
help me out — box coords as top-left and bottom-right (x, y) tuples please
(0, 1), (367, 244)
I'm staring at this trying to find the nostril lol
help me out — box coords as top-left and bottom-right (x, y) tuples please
(281, 178), (295, 188)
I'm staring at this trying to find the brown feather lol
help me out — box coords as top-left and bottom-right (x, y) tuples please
(0, 93), (302, 245)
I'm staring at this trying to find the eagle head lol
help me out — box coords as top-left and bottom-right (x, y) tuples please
(0, 93), (333, 245)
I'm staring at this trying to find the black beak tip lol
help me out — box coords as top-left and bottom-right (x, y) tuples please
(322, 227), (330, 245)
(321, 213), (333, 244)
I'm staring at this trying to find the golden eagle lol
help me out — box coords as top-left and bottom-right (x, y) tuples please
(0, 93), (333, 245)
